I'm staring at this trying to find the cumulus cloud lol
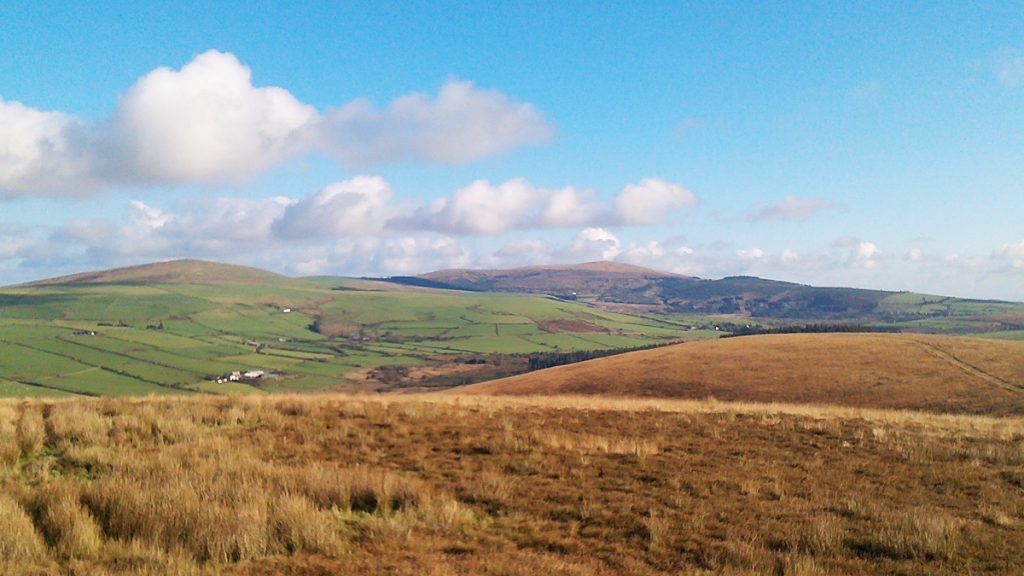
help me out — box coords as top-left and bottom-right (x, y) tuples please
(108, 51), (318, 185)
(0, 51), (554, 197)
(322, 80), (553, 166)
(0, 99), (94, 195)
(274, 176), (396, 239)
(406, 178), (606, 235)
(614, 178), (698, 225)
(746, 197), (837, 222)
(402, 176), (700, 234)
(537, 187), (604, 228)
(376, 236), (470, 275)
(410, 179), (542, 235)
(848, 241), (883, 269)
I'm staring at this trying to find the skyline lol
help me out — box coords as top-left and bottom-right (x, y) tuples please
(1, 2), (1022, 299)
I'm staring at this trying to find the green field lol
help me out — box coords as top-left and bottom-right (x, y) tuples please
(873, 293), (1024, 334)
(0, 272), (697, 397)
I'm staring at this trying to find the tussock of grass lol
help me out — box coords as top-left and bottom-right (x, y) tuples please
(0, 493), (49, 564)
(16, 405), (46, 456)
(46, 403), (110, 447)
(0, 393), (1020, 575)
(27, 482), (104, 560)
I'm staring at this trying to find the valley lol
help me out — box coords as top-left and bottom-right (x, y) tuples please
(0, 260), (703, 398)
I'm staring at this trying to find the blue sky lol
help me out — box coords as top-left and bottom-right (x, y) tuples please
(1, 1), (1022, 299)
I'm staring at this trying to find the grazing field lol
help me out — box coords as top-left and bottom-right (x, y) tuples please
(0, 261), (701, 398)
(458, 333), (1024, 416)
(0, 394), (1021, 575)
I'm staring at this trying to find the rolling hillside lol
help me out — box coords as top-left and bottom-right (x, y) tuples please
(22, 259), (293, 287)
(457, 333), (1024, 415)
(0, 260), (701, 398)
(412, 261), (684, 296)
(393, 263), (1024, 334)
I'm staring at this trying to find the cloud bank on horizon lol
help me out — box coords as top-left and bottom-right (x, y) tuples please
(1, 43), (1022, 301)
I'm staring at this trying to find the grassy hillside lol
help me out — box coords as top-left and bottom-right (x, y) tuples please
(0, 394), (1021, 574)
(458, 333), (1024, 415)
(415, 261), (684, 297)
(0, 261), (703, 398)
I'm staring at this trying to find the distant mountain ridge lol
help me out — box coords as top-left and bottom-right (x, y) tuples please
(392, 262), (1021, 323)
(404, 261), (683, 296)
(17, 259), (1023, 331)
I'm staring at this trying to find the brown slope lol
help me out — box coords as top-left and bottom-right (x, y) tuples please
(23, 259), (293, 287)
(455, 333), (1024, 415)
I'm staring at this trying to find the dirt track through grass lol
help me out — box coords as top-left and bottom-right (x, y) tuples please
(912, 339), (1024, 394)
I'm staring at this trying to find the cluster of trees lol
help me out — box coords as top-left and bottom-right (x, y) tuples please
(526, 342), (671, 371)
(720, 324), (900, 338)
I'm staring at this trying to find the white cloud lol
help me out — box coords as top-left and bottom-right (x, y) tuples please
(0, 52), (554, 197)
(376, 236), (469, 275)
(109, 50), (318, 185)
(0, 98), (94, 195)
(571, 227), (621, 261)
(614, 178), (698, 225)
(736, 248), (767, 261)
(274, 176), (395, 238)
(322, 80), (553, 166)
(848, 241), (882, 269)
(994, 240), (1024, 269)
(537, 187), (604, 228)
(411, 179), (541, 235)
(407, 178), (606, 235)
(746, 197), (837, 222)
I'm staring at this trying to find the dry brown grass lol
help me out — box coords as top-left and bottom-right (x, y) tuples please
(0, 393), (1020, 574)
(456, 333), (1024, 415)
(27, 481), (105, 560)
(16, 404), (46, 456)
(0, 493), (50, 565)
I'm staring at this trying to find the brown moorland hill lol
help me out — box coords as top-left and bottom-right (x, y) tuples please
(21, 259), (293, 287)
(456, 333), (1024, 415)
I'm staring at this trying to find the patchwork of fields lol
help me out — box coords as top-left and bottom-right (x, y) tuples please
(0, 270), (707, 397)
